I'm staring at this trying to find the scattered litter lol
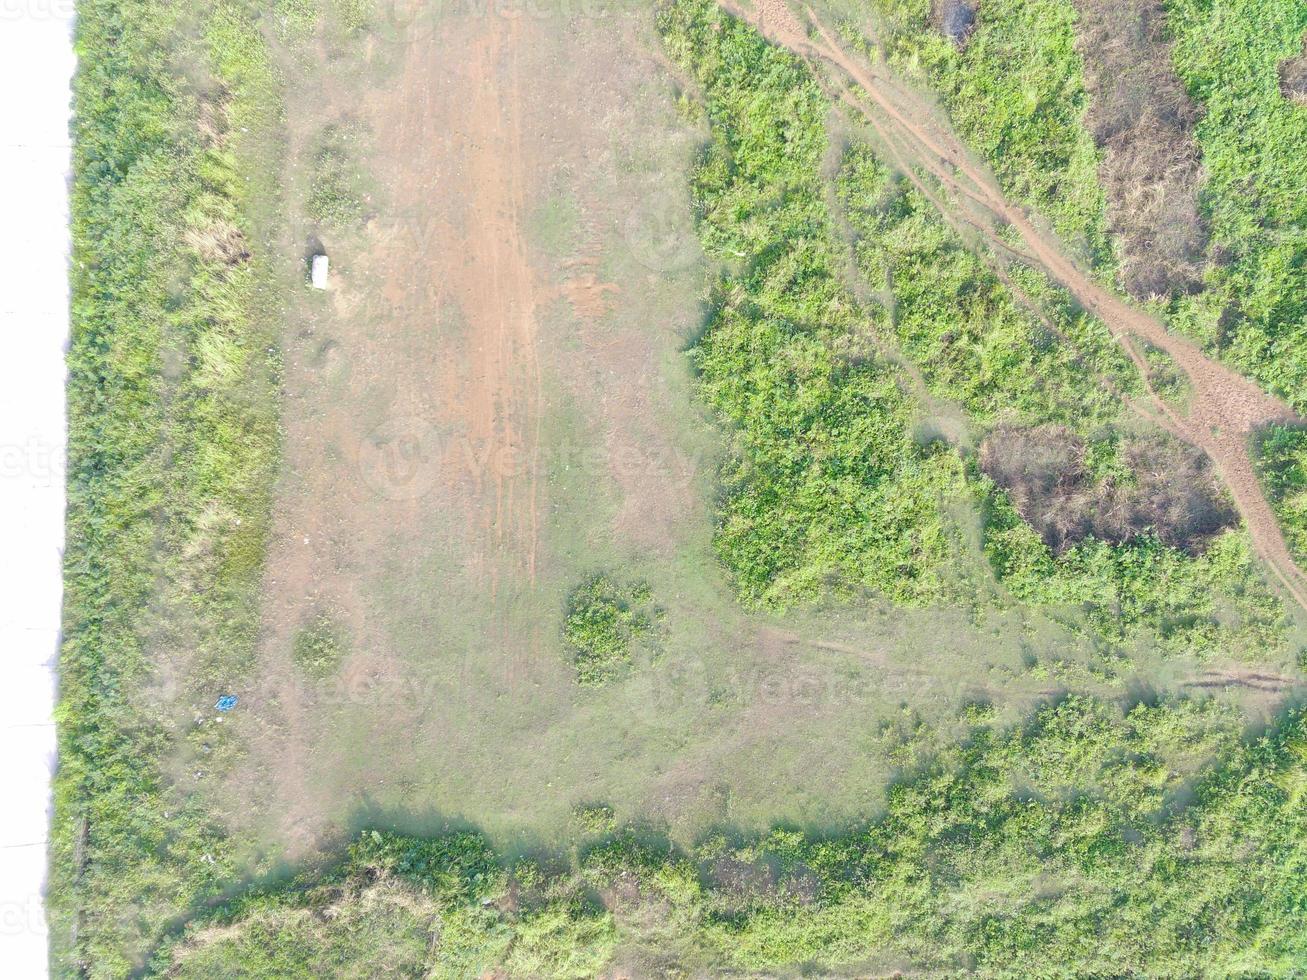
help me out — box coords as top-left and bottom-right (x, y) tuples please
(311, 253), (329, 289)
(214, 695), (238, 712)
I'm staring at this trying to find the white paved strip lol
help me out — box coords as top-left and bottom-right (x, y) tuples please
(0, 2), (75, 976)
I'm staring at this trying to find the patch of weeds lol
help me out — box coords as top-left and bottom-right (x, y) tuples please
(571, 803), (617, 835)
(335, 0), (373, 33)
(273, 0), (318, 41)
(863, 0), (1113, 270)
(307, 123), (368, 228)
(1140, 340), (1191, 406)
(292, 613), (347, 678)
(659, 0), (971, 608)
(563, 575), (657, 685)
(1254, 424), (1307, 568)
(528, 192), (580, 256)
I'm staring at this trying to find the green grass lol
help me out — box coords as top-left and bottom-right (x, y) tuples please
(1164, 0), (1307, 408)
(59, 0), (1306, 974)
(1256, 424), (1307, 568)
(53, 0), (282, 973)
(663, 0), (1284, 653)
(306, 122), (368, 228)
(851, 0), (1307, 412)
(152, 694), (1307, 976)
(292, 613), (347, 678)
(862, 0), (1112, 271)
(836, 146), (1285, 654)
(661, 0), (970, 608)
(837, 145), (1135, 431)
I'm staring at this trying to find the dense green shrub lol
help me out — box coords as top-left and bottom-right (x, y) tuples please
(1256, 424), (1307, 567)
(838, 145), (1135, 431)
(563, 575), (657, 684)
(1165, 0), (1307, 407)
(661, 0), (970, 608)
(865, 0), (1112, 270)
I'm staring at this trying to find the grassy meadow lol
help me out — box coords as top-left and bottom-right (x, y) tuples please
(56, 0), (1307, 974)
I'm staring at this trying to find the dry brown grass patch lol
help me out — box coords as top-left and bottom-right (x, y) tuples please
(1073, 0), (1209, 299)
(980, 425), (1236, 554)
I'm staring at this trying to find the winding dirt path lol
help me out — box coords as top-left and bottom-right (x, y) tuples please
(725, 0), (1307, 609)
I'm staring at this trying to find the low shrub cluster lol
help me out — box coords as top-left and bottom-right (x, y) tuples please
(563, 575), (658, 684)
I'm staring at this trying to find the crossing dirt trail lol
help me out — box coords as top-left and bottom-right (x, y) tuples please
(722, 0), (1307, 610)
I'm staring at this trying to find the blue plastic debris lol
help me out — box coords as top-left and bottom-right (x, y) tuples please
(215, 695), (238, 712)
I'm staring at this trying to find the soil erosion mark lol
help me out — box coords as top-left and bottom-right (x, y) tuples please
(723, 0), (1307, 609)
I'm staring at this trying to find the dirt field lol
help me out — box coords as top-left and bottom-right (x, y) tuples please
(192, 0), (1307, 868)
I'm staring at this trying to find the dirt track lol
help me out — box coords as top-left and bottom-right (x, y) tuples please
(725, 0), (1307, 609)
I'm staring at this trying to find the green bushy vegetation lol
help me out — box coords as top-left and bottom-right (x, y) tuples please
(1256, 424), (1307, 568)
(53, 0), (281, 974)
(985, 494), (1286, 654)
(860, 0), (1307, 410)
(837, 146), (1134, 431)
(1164, 0), (1307, 408)
(153, 695), (1307, 976)
(864, 0), (1112, 270)
(661, 0), (970, 608)
(837, 147), (1284, 652)
(563, 575), (658, 684)
(664, 0), (1283, 651)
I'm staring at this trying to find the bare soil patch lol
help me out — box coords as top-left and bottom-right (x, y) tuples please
(1073, 0), (1210, 299)
(981, 426), (1236, 554)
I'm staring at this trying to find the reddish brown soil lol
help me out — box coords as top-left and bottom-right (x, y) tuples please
(723, 0), (1307, 609)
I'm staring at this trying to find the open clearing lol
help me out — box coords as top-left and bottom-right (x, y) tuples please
(200, 0), (1301, 867)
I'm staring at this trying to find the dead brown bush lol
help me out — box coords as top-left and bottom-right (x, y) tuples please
(1073, 0), (1209, 299)
(931, 0), (978, 47)
(980, 425), (1236, 554)
(183, 219), (250, 266)
(1279, 36), (1307, 105)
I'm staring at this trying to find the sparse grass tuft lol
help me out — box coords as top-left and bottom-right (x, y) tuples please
(292, 613), (347, 678)
(307, 123), (368, 227)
